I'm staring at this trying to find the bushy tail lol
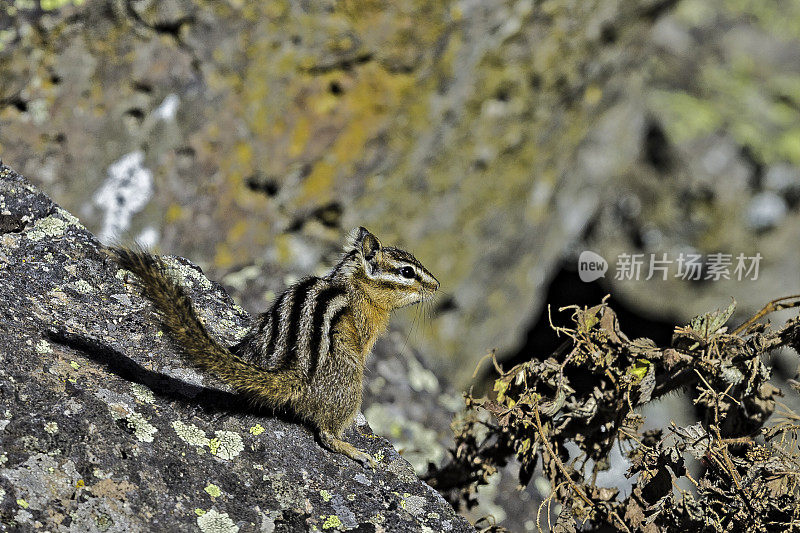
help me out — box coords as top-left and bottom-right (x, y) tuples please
(109, 247), (297, 408)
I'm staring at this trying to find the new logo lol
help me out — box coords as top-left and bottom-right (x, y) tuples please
(578, 251), (608, 282)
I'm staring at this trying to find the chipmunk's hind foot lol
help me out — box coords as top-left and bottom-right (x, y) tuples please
(319, 430), (376, 469)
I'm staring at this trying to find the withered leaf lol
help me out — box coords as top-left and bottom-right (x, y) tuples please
(540, 386), (567, 416)
(553, 504), (577, 533)
(720, 364), (744, 385)
(637, 362), (656, 404)
(662, 348), (690, 371)
(689, 298), (736, 338)
(598, 306), (629, 344)
(677, 422), (711, 460)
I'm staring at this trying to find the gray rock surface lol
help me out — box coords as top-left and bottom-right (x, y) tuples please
(0, 164), (473, 532)
(0, 0), (713, 387)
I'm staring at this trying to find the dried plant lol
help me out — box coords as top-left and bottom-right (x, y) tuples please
(426, 295), (800, 532)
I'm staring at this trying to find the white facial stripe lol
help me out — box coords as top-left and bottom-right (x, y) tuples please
(376, 271), (416, 285)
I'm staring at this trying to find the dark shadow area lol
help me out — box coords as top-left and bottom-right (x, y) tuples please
(45, 327), (300, 426)
(497, 260), (677, 377)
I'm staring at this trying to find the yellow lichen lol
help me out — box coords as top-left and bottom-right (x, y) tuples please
(322, 515), (342, 529)
(205, 484), (222, 498)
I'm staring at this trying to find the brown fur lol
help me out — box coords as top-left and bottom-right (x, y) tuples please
(107, 228), (438, 467)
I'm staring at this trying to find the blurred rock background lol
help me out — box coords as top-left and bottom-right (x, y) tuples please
(2, 0), (800, 530)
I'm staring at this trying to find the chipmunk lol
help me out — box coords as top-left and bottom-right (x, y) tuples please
(109, 227), (439, 467)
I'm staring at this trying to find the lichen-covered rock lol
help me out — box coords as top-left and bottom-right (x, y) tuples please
(0, 164), (473, 532)
(3, 0), (798, 388)
(0, 0), (689, 388)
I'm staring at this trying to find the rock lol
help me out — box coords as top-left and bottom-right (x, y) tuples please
(0, 164), (473, 532)
(586, 2), (800, 324)
(0, 0), (688, 387)
(4, 0), (799, 390)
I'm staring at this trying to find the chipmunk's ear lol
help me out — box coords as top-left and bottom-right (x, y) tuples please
(346, 227), (382, 261)
(357, 227), (381, 261)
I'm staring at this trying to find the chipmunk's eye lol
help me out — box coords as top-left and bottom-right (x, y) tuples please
(400, 266), (415, 279)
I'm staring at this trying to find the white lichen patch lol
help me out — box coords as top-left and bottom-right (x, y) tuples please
(163, 257), (212, 290)
(72, 280), (94, 294)
(0, 233), (19, 250)
(131, 383), (155, 404)
(15, 509), (32, 524)
(330, 495), (357, 529)
(94, 151), (153, 242)
(386, 459), (417, 483)
(210, 431), (243, 460)
(101, 395), (157, 443)
(353, 473), (371, 486)
(197, 508), (239, 533)
(55, 208), (84, 229)
(125, 411), (157, 443)
(1, 454), (80, 510)
(172, 420), (210, 448)
(260, 514), (276, 533)
(27, 216), (68, 241)
(92, 468), (112, 479)
(43, 422), (58, 434)
(402, 495), (427, 517)
(35, 340), (52, 354)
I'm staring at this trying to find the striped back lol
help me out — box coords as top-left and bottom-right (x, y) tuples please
(247, 277), (349, 378)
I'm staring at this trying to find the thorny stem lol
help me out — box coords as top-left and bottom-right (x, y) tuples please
(536, 482), (566, 533)
(609, 510), (631, 533)
(531, 400), (594, 509)
(720, 436), (754, 446)
(532, 400), (633, 533)
(472, 349), (504, 379)
(695, 371), (743, 489)
(732, 294), (800, 335)
(694, 370), (757, 519)
(685, 470), (700, 489)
